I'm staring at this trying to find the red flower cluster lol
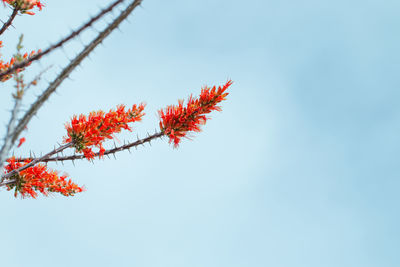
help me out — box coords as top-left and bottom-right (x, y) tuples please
(64, 104), (145, 160)
(158, 80), (232, 147)
(4, 157), (83, 198)
(0, 41), (41, 82)
(2, 0), (44, 15)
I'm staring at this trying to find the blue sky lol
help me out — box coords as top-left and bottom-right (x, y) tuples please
(1, 0), (400, 266)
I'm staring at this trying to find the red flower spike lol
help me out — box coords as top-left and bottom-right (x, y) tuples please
(64, 104), (145, 160)
(158, 80), (232, 147)
(3, 157), (84, 198)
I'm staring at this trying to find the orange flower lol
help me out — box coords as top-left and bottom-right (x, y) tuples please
(4, 157), (84, 198)
(64, 104), (145, 160)
(158, 80), (232, 147)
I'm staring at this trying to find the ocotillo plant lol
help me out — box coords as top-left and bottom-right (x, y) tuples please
(0, 0), (232, 198)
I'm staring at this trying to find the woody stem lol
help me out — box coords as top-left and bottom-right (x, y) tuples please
(15, 132), (164, 163)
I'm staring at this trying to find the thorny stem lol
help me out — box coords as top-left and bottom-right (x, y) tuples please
(0, 0), (129, 80)
(0, 142), (73, 184)
(8, 0), (143, 148)
(0, 8), (18, 35)
(15, 132), (164, 163)
(0, 132), (163, 187)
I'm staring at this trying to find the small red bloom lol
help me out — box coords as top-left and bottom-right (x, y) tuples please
(3, 157), (84, 198)
(64, 104), (145, 160)
(17, 137), (26, 148)
(158, 80), (232, 147)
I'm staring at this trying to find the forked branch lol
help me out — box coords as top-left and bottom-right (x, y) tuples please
(8, 0), (143, 148)
(0, 142), (73, 183)
(0, 0), (129, 80)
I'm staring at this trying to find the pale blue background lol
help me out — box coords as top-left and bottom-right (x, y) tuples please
(0, 0), (399, 266)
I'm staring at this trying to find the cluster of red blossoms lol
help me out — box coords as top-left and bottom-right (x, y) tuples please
(2, 0), (44, 15)
(1, 81), (231, 198)
(0, 41), (41, 82)
(158, 80), (232, 147)
(64, 104), (145, 160)
(4, 157), (84, 198)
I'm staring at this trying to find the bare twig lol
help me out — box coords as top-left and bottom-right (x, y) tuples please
(9, 0), (143, 147)
(0, 35), (27, 167)
(0, 8), (18, 35)
(0, 0), (128, 80)
(0, 65), (52, 167)
(0, 95), (22, 166)
(24, 65), (53, 92)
